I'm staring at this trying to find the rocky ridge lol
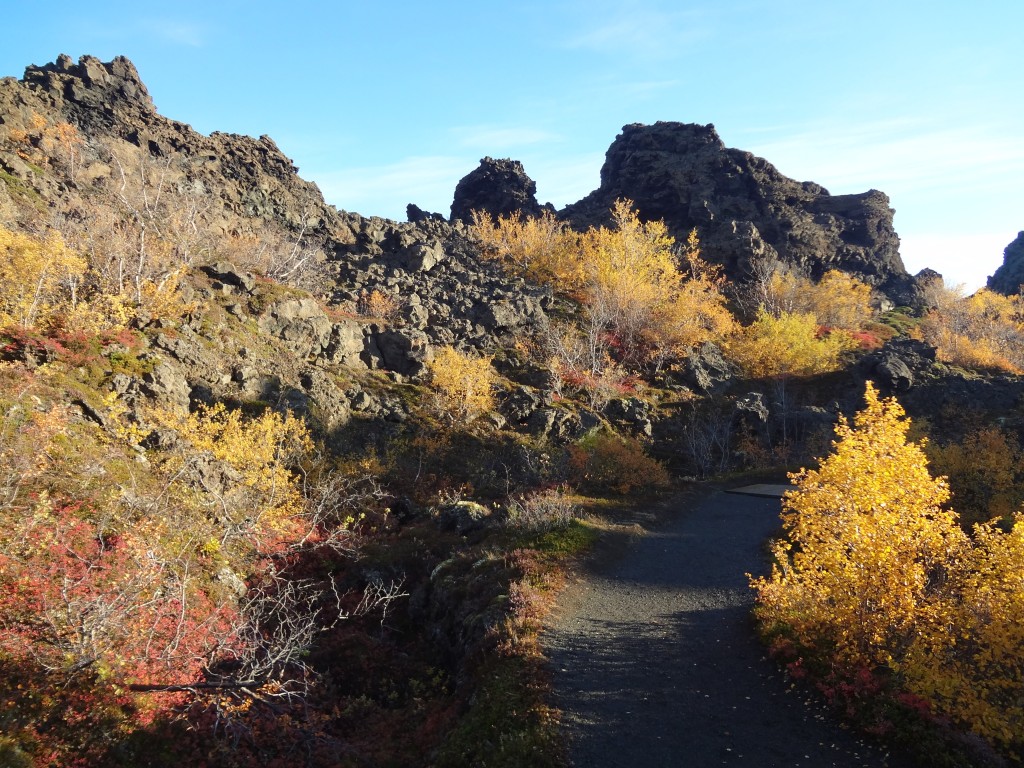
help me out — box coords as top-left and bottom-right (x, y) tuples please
(0, 55), (555, 431)
(5, 54), (343, 238)
(3, 55), (1019, 464)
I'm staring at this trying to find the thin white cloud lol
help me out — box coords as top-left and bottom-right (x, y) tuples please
(562, 2), (713, 59)
(74, 17), (207, 48)
(141, 20), (205, 48)
(616, 79), (679, 97)
(571, 78), (681, 103)
(745, 119), (1024, 197)
(313, 156), (474, 220)
(451, 125), (561, 152)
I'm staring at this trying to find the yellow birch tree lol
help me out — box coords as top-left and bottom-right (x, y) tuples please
(752, 383), (967, 670)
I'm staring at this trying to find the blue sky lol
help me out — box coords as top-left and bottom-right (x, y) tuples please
(3, 0), (1022, 290)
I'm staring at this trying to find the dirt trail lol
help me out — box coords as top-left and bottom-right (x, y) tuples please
(542, 488), (915, 768)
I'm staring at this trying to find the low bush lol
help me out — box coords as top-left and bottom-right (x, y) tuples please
(567, 431), (670, 495)
(505, 488), (578, 533)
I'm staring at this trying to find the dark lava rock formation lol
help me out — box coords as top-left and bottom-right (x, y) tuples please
(0, 52), (556, 427)
(560, 122), (914, 302)
(4, 54), (1024, 482)
(0, 55), (550, 368)
(450, 156), (544, 223)
(987, 231), (1024, 295)
(5, 54), (345, 240)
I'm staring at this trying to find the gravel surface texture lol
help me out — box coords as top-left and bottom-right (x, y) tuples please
(542, 488), (917, 768)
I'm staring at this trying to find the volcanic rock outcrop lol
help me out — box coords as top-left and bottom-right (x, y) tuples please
(0, 55), (549, 367)
(3, 54), (348, 241)
(987, 231), (1024, 295)
(560, 122), (913, 302)
(450, 157), (545, 223)
(0, 52), (555, 434)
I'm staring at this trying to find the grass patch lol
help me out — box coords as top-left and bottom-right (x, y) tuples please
(0, 170), (44, 210)
(533, 518), (601, 557)
(108, 349), (156, 378)
(877, 306), (920, 336)
(432, 500), (621, 766)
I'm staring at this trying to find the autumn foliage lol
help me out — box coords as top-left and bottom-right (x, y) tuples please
(426, 346), (496, 423)
(916, 285), (1024, 373)
(567, 431), (670, 495)
(927, 425), (1024, 530)
(0, 371), (373, 764)
(473, 201), (735, 379)
(744, 258), (875, 331)
(728, 309), (855, 379)
(753, 383), (1024, 756)
(0, 226), (87, 329)
(471, 209), (581, 288)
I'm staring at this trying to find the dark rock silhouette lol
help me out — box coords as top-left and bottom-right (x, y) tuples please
(987, 231), (1024, 295)
(450, 156), (544, 223)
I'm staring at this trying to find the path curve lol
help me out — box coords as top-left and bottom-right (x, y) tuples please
(542, 488), (915, 768)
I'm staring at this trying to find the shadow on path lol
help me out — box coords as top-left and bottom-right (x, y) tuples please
(542, 490), (915, 768)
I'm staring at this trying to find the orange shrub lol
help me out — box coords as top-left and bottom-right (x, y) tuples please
(567, 431), (670, 494)
(728, 309), (855, 379)
(917, 286), (1024, 374)
(426, 346), (496, 423)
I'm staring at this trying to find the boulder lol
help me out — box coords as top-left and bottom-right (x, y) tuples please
(735, 391), (769, 424)
(257, 298), (332, 357)
(501, 386), (542, 423)
(861, 338), (937, 394)
(874, 354), (915, 393)
(403, 241), (444, 272)
(298, 367), (351, 429)
(436, 500), (493, 535)
(202, 261), (256, 293)
(605, 397), (653, 436)
(382, 229), (446, 272)
(323, 320), (370, 366)
(682, 342), (737, 394)
(475, 296), (541, 332)
(527, 408), (582, 440)
(375, 329), (431, 375)
(141, 361), (191, 412)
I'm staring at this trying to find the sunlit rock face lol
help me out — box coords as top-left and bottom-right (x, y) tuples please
(560, 121), (914, 303)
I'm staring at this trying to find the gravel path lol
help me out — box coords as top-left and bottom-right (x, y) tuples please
(542, 488), (915, 768)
